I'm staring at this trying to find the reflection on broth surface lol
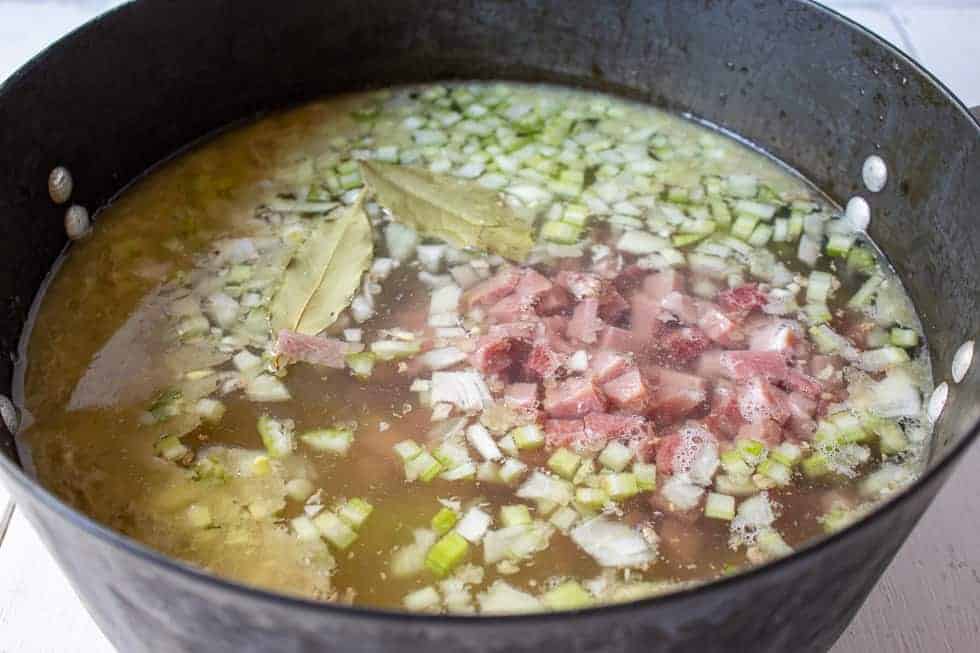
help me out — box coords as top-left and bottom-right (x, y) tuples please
(16, 83), (932, 613)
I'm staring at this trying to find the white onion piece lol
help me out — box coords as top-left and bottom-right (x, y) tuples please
(430, 284), (462, 315)
(927, 382), (949, 424)
(420, 347), (467, 370)
(455, 507), (492, 543)
(952, 340), (974, 384)
(430, 371), (492, 412)
(570, 517), (656, 568)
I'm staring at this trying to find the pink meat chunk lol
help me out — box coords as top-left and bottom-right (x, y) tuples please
(524, 339), (566, 379)
(504, 382), (539, 411)
(655, 423), (717, 476)
(464, 267), (522, 308)
(736, 377), (792, 425)
(642, 270), (686, 304)
(469, 334), (514, 374)
(747, 316), (808, 359)
(736, 419), (783, 446)
(487, 293), (533, 323)
(513, 268), (554, 305)
(601, 368), (651, 413)
(556, 271), (603, 299)
(597, 325), (634, 351)
(590, 350), (634, 384)
(536, 285), (572, 315)
(566, 298), (604, 344)
(543, 376), (607, 418)
(657, 326), (711, 365)
(720, 350), (822, 398)
(599, 287), (630, 323)
(544, 418), (586, 449)
(275, 330), (362, 368)
(629, 293), (668, 348)
(717, 283), (768, 320)
(696, 302), (743, 346)
(645, 366), (708, 423)
(661, 291), (700, 324)
(488, 321), (537, 341)
(704, 380), (743, 439)
(584, 413), (649, 448)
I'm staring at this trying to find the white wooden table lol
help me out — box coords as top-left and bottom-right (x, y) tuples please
(1, 2), (979, 651)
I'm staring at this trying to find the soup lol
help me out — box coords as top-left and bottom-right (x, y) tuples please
(15, 82), (932, 613)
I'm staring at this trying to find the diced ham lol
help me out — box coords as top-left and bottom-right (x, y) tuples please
(809, 354), (845, 392)
(694, 350), (726, 378)
(543, 376), (607, 418)
(597, 325), (634, 351)
(629, 293), (668, 348)
(524, 339), (566, 379)
(736, 378), (792, 425)
(598, 287), (630, 323)
(536, 285), (572, 315)
(590, 350), (634, 384)
(544, 418), (586, 449)
(736, 419), (783, 446)
(464, 267), (521, 308)
(513, 268), (554, 304)
(275, 330), (362, 368)
(566, 298), (604, 344)
(487, 293), (532, 323)
(504, 383), (539, 411)
(488, 321), (537, 341)
(747, 316), (808, 359)
(556, 271), (603, 299)
(704, 380), (743, 438)
(661, 291), (699, 324)
(614, 264), (648, 294)
(657, 326), (711, 365)
(717, 283), (768, 320)
(696, 303), (743, 346)
(469, 334), (514, 374)
(584, 413), (649, 449)
(786, 391), (818, 441)
(645, 367), (708, 423)
(720, 350), (823, 398)
(642, 270), (685, 304)
(592, 253), (623, 280)
(601, 368), (651, 412)
(655, 422), (718, 476)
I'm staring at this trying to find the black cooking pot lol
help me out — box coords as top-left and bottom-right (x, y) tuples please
(0, 1), (977, 651)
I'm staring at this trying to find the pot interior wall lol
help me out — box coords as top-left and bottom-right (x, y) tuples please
(0, 0), (977, 470)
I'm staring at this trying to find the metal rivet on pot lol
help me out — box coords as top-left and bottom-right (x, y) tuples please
(845, 196), (870, 231)
(65, 204), (90, 240)
(0, 395), (18, 433)
(952, 340), (974, 384)
(927, 382), (948, 424)
(862, 155), (887, 192)
(48, 166), (73, 204)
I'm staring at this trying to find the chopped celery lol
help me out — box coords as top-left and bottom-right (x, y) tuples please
(300, 428), (353, 455)
(290, 515), (322, 542)
(721, 449), (753, 478)
(194, 398), (225, 423)
(890, 327), (919, 348)
(859, 346), (909, 371)
(154, 435), (189, 462)
(434, 441), (471, 469)
(598, 441), (633, 472)
(425, 532), (470, 577)
(540, 220), (582, 244)
(806, 270), (834, 304)
(575, 487), (609, 509)
(770, 442), (803, 467)
(825, 233), (855, 257)
(756, 529), (794, 557)
(704, 492), (736, 520)
(431, 507), (460, 535)
(632, 462), (657, 491)
(314, 511), (357, 549)
(757, 459), (791, 486)
(511, 424), (544, 450)
(476, 461), (502, 483)
(600, 473), (639, 500)
(672, 233), (706, 248)
(498, 434), (519, 457)
(542, 580), (593, 610)
(393, 439), (423, 462)
(831, 412), (870, 443)
(547, 448), (582, 480)
(440, 461), (477, 481)
(252, 455), (271, 476)
(848, 273), (883, 308)
(337, 498), (374, 529)
(730, 214), (759, 240)
(747, 224), (773, 247)
(736, 439), (767, 466)
(370, 339), (421, 361)
(804, 303), (832, 325)
(285, 478), (315, 502)
(500, 504), (533, 527)
(866, 417), (909, 455)
(257, 415), (294, 458)
(345, 351), (376, 379)
(405, 451), (443, 483)
(846, 245), (876, 275)
(186, 504), (212, 529)
(549, 506), (579, 532)
(801, 453), (830, 478)
(709, 198), (732, 227)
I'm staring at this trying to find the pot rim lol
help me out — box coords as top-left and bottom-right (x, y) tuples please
(1, 0), (978, 626)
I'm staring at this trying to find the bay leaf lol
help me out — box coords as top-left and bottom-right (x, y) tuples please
(270, 192), (374, 335)
(360, 160), (534, 262)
